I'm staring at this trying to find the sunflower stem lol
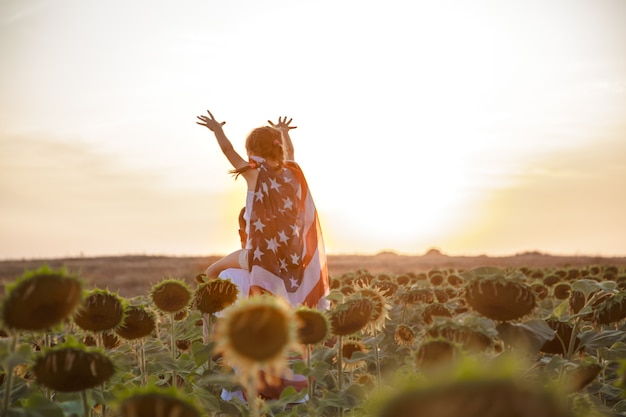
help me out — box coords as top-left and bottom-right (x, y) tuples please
(306, 344), (313, 401)
(170, 313), (178, 384)
(247, 373), (260, 417)
(373, 329), (382, 387)
(139, 339), (147, 385)
(1, 333), (18, 416)
(337, 335), (344, 417)
(81, 390), (90, 417)
(207, 314), (214, 371)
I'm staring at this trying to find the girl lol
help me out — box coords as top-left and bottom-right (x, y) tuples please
(196, 110), (329, 310)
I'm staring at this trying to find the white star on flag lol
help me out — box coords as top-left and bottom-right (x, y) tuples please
(283, 197), (293, 210)
(269, 178), (281, 191)
(279, 257), (288, 271)
(277, 230), (289, 243)
(290, 253), (300, 265)
(289, 277), (299, 289)
(253, 218), (266, 232)
(262, 182), (269, 194)
(265, 237), (279, 253)
(254, 190), (264, 202)
(253, 247), (264, 261)
(291, 224), (301, 238)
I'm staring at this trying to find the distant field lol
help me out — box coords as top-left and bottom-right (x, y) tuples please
(1, 251), (625, 297)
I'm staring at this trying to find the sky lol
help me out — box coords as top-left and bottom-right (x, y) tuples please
(1, 0), (625, 259)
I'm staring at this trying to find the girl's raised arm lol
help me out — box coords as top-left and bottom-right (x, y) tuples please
(197, 110), (248, 170)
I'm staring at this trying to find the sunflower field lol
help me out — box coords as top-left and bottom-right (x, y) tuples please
(2, 264), (626, 416)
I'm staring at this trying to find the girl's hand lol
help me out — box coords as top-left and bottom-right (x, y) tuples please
(196, 110), (226, 132)
(268, 116), (297, 132)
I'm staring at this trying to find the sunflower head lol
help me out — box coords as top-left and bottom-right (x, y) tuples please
(426, 319), (494, 353)
(295, 307), (329, 345)
(213, 295), (299, 380)
(378, 378), (572, 417)
(399, 286), (434, 305)
(192, 278), (239, 315)
(552, 282), (572, 300)
(341, 338), (368, 371)
(150, 278), (192, 314)
(422, 303), (453, 324)
(415, 338), (460, 371)
(329, 296), (373, 336)
(1, 266), (82, 332)
(74, 289), (126, 332)
(371, 279), (398, 297)
(32, 339), (115, 392)
(592, 293), (626, 325)
(394, 324), (416, 347)
(116, 305), (156, 340)
(464, 268), (536, 322)
(116, 387), (201, 417)
(355, 286), (391, 334)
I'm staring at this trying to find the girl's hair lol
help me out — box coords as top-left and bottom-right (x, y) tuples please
(230, 126), (284, 178)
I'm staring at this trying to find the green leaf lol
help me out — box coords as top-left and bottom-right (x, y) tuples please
(599, 281), (617, 292)
(551, 300), (571, 319)
(191, 340), (213, 367)
(580, 330), (626, 350)
(6, 395), (65, 417)
(572, 279), (601, 298)
(3, 344), (32, 370)
(496, 320), (555, 355)
(57, 399), (85, 417)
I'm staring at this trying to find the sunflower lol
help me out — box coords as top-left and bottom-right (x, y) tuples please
(394, 324), (416, 347)
(355, 286), (391, 334)
(399, 286), (434, 305)
(426, 320), (493, 353)
(32, 343), (115, 392)
(415, 338), (459, 370)
(378, 379), (573, 417)
(592, 293), (626, 325)
(329, 296), (373, 336)
(552, 283), (572, 300)
(1, 266), (82, 332)
(150, 279), (192, 314)
(116, 305), (156, 340)
(213, 295), (299, 381)
(371, 279), (398, 297)
(464, 269), (536, 322)
(192, 278), (239, 315)
(74, 289), (125, 332)
(294, 307), (329, 345)
(564, 361), (602, 393)
(341, 338), (368, 371)
(531, 283), (549, 301)
(118, 388), (201, 417)
(422, 303), (452, 324)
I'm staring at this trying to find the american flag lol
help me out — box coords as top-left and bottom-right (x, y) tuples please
(247, 160), (329, 309)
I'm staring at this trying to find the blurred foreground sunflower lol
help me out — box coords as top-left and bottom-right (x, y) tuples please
(32, 341), (115, 392)
(378, 378), (573, 417)
(117, 388), (200, 417)
(1, 266), (82, 332)
(213, 295), (299, 379)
